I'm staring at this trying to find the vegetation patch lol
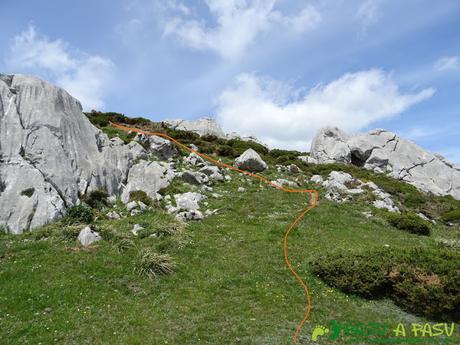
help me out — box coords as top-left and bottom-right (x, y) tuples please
(64, 204), (93, 224)
(312, 247), (460, 321)
(441, 209), (460, 224)
(385, 212), (432, 236)
(129, 190), (153, 206)
(20, 188), (35, 198)
(135, 249), (176, 278)
(82, 189), (109, 209)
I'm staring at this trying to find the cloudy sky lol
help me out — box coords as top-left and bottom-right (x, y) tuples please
(1, 0), (459, 162)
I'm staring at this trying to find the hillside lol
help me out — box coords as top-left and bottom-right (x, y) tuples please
(0, 75), (459, 344)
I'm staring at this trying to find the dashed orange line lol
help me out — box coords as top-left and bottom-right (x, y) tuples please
(109, 122), (319, 343)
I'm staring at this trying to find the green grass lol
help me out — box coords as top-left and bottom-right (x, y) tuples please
(1, 165), (459, 344)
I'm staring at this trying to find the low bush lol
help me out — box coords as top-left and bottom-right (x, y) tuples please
(312, 248), (460, 320)
(135, 249), (176, 278)
(83, 189), (109, 209)
(129, 190), (153, 206)
(441, 209), (460, 224)
(65, 204), (93, 224)
(386, 212), (431, 236)
(20, 188), (35, 197)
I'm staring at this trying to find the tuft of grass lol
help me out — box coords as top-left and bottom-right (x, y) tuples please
(135, 249), (176, 279)
(129, 190), (153, 206)
(441, 209), (460, 224)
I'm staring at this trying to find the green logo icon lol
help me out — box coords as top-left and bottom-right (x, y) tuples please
(312, 325), (329, 341)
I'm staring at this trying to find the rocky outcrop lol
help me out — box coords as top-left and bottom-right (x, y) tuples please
(310, 127), (460, 200)
(121, 161), (175, 203)
(0, 74), (144, 233)
(78, 226), (102, 246)
(134, 133), (177, 160)
(311, 127), (351, 164)
(234, 149), (268, 173)
(165, 117), (225, 138)
(311, 171), (399, 212)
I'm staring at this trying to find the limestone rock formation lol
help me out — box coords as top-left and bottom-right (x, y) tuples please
(121, 161), (175, 203)
(234, 149), (268, 173)
(310, 127), (460, 200)
(165, 117), (225, 138)
(311, 127), (351, 164)
(0, 74), (142, 233)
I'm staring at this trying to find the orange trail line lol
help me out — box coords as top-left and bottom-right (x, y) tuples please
(109, 122), (319, 343)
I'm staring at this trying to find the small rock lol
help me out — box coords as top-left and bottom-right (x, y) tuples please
(106, 211), (121, 220)
(131, 209), (141, 216)
(131, 224), (144, 236)
(238, 187), (246, 192)
(225, 175), (232, 182)
(107, 195), (117, 205)
(176, 210), (204, 221)
(78, 226), (101, 246)
(310, 175), (323, 184)
(288, 164), (300, 174)
(126, 201), (138, 211)
(138, 201), (148, 211)
(234, 149), (268, 172)
(182, 171), (209, 185)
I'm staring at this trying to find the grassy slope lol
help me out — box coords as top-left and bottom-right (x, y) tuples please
(1, 166), (459, 344)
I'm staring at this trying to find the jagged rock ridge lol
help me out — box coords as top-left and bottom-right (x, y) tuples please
(310, 127), (460, 200)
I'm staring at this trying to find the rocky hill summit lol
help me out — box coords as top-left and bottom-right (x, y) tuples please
(1, 73), (459, 234)
(309, 127), (460, 199)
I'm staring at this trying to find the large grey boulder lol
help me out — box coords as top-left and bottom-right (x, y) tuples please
(164, 117), (225, 138)
(311, 127), (351, 164)
(234, 149), (268, 172)
(0, 74), (142, 233)
(310, 127), (460, 200)
(121, 161), (174, 203)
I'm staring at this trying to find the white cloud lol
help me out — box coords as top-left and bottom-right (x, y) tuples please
(163, 0), (321, 59)
(434, 56), (459, 71)
(6, 25), (114, 110)
(356, 0), (381, 32)
(216, 70), (435, 151)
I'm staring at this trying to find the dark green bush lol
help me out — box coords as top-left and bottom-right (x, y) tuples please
(227, 139), (269, 156)
(65, 204), (93, 224)
(20, 188), (35, 197)
(217, 145), (236, 157)
(312, 248), (460, 320)
(129, 190), (152, 206)
(386, 212), (431, 236)
(83, 189), (109, 209)
(441, 209), (460, 224)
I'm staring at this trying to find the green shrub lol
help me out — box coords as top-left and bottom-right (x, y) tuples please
(129, 190), (152, 206)
(312, 248), (460, 320)
(386, 212), (431, 236)
(20, 188), (35, 198)
(135, 249), (176, 278)
(441, 209), (460, 224)
(65, 204), (93, 224)
(217, 145), (236, 157)
(83, 189), (109, 209)
(227, 139), (269, 156)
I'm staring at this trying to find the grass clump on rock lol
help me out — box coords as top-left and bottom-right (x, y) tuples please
(385, 212), (432, 236)
(82, 189), (109, 209)
(312, 247), (460, 321)
(129, 190), (153, 206)
(135, 249), (176, 279)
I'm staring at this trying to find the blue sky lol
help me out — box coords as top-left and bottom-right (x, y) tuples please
(1, 0), (459, 162)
